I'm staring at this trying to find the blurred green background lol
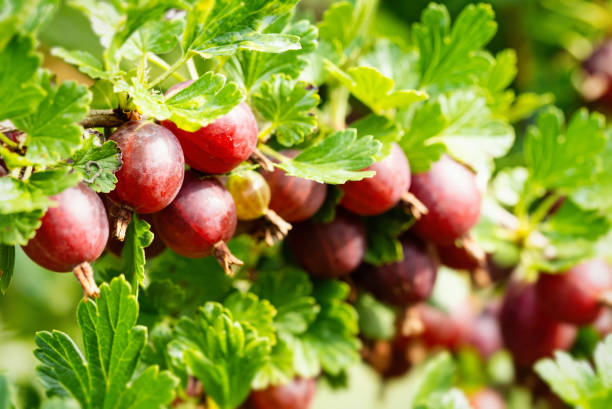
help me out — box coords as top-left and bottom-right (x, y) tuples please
(3, 0), (612, 407)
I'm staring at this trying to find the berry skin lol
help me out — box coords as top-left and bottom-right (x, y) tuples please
(162, 82), (258, 174)
(436, 242), (480, 271)
(467, 310), (503, 359)
(468, 388), (506, 409)
(152, 171), (237, 259)
(263, 151), (326, 222)
(108, 120), (184, 214)
(536, 259), (612, 325)
(409, 155), (481, 244)
(22, 183), (109, 272)
(288, 210), (366, 278)
(248, 378), (316, 409)
(339, 143), (411, 215)
(355, 236), (439, 306)
(417, 303), (474, 351)
(227, 170), (271, 221)
(500, 282), (577, 367)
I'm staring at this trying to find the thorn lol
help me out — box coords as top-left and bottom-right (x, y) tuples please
(73, 262), (100, 301)
(400, 191), (428, 219)
(212, 241), (243, 276)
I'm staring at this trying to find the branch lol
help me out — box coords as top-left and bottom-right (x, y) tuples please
(80, 109), (129, 128)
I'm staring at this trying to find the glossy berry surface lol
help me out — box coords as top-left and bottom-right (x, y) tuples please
(249, 378), (316, 409)
(162, 82), (258, 174)
(152, 171), (237, 258)
(467, 310), (503, 359)
(468, 388), (506, 409)
(409, 155), (481, 244)
(227, 170), (271, 220)
(108, 120), (184, 214)
(417, 303), (474, 351)
(288, 210), (366, 278)
(263, 151), (327, 222)
(339, 143), (411, 215)
(536, 259), (612, 325)
(355, 236), (439, 306)
(500, 282), (577, 367)
(23, 183), (109, 272)
(436, 242), (480, 271)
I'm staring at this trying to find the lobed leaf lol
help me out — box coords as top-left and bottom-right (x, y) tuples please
(70, 135), (121, 193)
(121, 214), (154, 287)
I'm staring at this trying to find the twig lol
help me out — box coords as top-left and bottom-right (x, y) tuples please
(80, 110), (129, 128)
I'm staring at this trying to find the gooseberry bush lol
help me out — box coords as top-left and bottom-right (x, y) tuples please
(2, 0), (612, 408)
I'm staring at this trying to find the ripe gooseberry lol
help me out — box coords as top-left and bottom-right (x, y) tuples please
(409, 155), (481, 245)
(288, 210), (366, 278)
(152, 171), (241, 274)
(500, 281), (577, 367)
(416, 303), (475, 351)
(355, 235), (438, 306)
(248, 378), (316, 409)
(226, 170), (291, 245)
(467, 309), (503, 359)
(339, 143), (411, 215)
(535, 259), (612, 325)
(108, 120), (184, 240)
(162, 81), (258, 174)
(263, 150), (326, 222)
(22, 182), (109, 299)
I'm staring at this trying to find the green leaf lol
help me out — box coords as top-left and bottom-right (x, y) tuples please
(71, 135), (121, 193)
(364, 207), (414, 266)
(351, 114), (402, 160)
(0, 373), (10, 409)
(225, 16), (317, 91)
(120, 19), (183, 60)
(360, 39), (420, 90)
(50, 48), (110, 80)
(128, 72), (244, 132)
(413, 353), (457, 406)
(299, 280), (360, 376)
(90, 80), (119, 109)
(525, 107), (606, 192)
(414, 3), (497, 90)
(252, 75), (319, 147)
(252, 338), (295, 390)
(325, 61), (427, 114)
(355, 292), (396, 341)
(251, 268), (319, 336)
(224, 291), (277, 344)
(421, 389), (472, 409)
(34, 276), (178, 409)
(317, 0), (375, 58)
(273, 128), (381, 184)
(121, 214), (154, 287)
(0, 209), (44, 245)
(541, 200), (610, 244)
(68, 0), (120, 49)
(182, 0), (301, 57)
(0, 244), (15, 294)
(536, 335), (612, 409)
(170, 303), (272, 409)
(0, 35), (44, 120)
(14, 73), (91, 166)
(310, 185), (342, 223)
(401, 90), (515, 173)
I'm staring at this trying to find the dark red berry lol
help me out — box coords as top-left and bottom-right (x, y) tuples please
(417, 303), (474, 351)
(249, 378), (316, 409)
(108, 120), (184, 214)
(162, 82), (258, 174)
(536, 259), (612, 325)
(409, 155), (481, 244)
(436, 242), (480, 271)
(23, 183), (108, 272)
(152, 171), (237, 260)
(468, 388), (506, 409)
(467, 310), (503, 359)
(288, 210), (365, 278)
(583, 39), (612, 101)
(339, 143), (410, 215)
(500, 282), (576, 367)
(355, 236), (438, 306)
(263, 151), (326, 222)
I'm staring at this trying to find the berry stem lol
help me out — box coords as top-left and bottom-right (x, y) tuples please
(108, 203), (132, 242)
(149, 54), (191, 88)
(261, 209), (293, 246)
(73, 262), (100, 301)
(401, 307), (425, 337)
(599, 291), (612, 307)
(146, 53), (187, 82)
(249, 147), (275, 172)
(80, 109), (129, 128)
(212, 241), (243, 276)
(400, 191), (428, 219)
(0, 131), (18, 148)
